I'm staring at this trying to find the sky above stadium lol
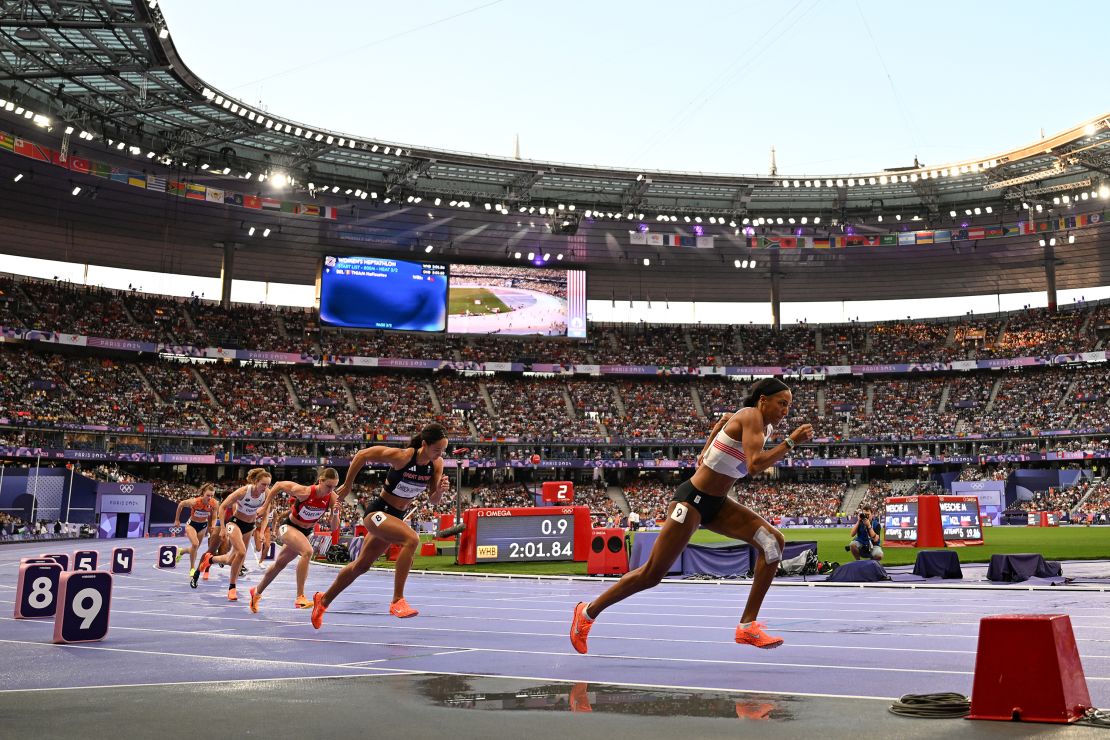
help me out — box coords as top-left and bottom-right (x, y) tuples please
(159, 0), (1107, 176)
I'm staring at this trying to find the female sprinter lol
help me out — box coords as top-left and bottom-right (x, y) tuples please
(172, 483), (220, 585)
(310, 423), (450, 628)
(569, 378), (814, 653)
(197, 468), (271, 602)
(247, 468), (340, 612)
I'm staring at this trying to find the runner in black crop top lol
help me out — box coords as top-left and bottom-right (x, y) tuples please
(310, 423), (451, 629)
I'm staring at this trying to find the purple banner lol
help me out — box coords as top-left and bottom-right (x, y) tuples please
(231, 455), (320, 466)
(310, 397), (340, 406)
(27, 379), (58, 390)
(174, 391), (201, 401)
(158, 453), (216, 464)
(87, 336), (158, 353)
(954, 399), (979, 408)
(235, 349), (315, 364)
(722, 366), (785, 376)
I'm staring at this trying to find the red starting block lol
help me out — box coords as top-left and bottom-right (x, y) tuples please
(968, 614), (1091, 723)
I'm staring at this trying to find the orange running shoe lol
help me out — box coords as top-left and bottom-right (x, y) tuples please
(569, 602), (594, 654)
(735, 621), (783, 649)
(199, 552), (213, 573)
(227, 586), (238, 602)
(294, 594), (312, 609)
(569, 682), (593, 713)
(311, 592), (327, 629)
(248, 586), (261, 613)
(389, 598), (418, 618)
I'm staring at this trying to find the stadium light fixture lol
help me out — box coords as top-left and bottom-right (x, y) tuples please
(263, 228), (271, 237)
(985, 206), (993, 213)
(543, 253), (550, 261)
(527, 252), (535, 260)
(1100, 185), (1110, 199)
(1038, 238), (1046, 247)
(814, 217), (821, 224)
(734, 260), (742, 268)
(1068, 233), (1075, 244)
(1049, 237), (1057, 246)
(973, 207), (981, 215)
(70, 184), (81, 196)
(248, 226), (256, 236)
(514, 251), (521, 259)
(1085, 122), (1098, 136)
(158, 28), (169, 39)
(643, 258), (650, 266)
(425, 245), (434, 253)
(949, 210), (957, 217)
(556, 253), (564, 260)
(749, 261), (756, 268)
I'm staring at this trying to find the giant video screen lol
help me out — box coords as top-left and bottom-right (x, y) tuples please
(447, 264), (586, 338)
(319, 255), (447, 332)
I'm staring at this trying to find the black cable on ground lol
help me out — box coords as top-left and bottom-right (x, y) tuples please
(888, 693), (970, 718)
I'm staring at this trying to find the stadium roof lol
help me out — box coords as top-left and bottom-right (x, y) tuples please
(1, 0), (1109, 306)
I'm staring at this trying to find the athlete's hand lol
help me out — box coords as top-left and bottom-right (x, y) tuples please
(789, 424), (815, 444)
(437, 475), (450, 495)
(696, 453), (704, 468)
(335, 483), (350, 499)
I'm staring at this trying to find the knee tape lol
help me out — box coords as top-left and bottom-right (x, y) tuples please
(753, 526), (781, 564)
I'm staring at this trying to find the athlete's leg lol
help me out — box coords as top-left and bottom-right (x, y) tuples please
(703, 499), (785, 624)
(184, 525), (201, 571)
(585, 500), (699, 619)
(319, 534), (390, 607)
(254, 529), (303, 596)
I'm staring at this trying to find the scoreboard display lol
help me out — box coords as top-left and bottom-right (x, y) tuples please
(883, 499), (919, 543)
(458, 506), (591, 564)
(939, 496), (983, 542)
(884, 495), (985, 547)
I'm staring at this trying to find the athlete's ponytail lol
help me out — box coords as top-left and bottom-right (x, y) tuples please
(409, 422), (447, 449)
(742, 378), (790, 407)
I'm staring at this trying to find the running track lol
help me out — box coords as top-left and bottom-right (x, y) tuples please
(1, 539), (1108, 705)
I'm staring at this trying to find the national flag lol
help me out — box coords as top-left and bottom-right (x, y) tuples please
(90, 162), (112, 179)
(186, 183), (206, 200)
(0, 132), (12, 151)
(880, 235), (898, 246)
(168, 180), (186, 197)
(915, 231), (934, 245)
(898, 233), (915, 245)
(983, 227), (1004, 238)
(261, 198), (281, 210)
(322, 206), (338, 220)
(967, 227), (985, 240)
(1020, 221), (1037, 234)
(1003, 225), (1022, 237)
(68, 157), (90, 175)
(127, 176), (146, 188)
(109, 168), (131, 185)
(243, 194), (262, 210)
(146, 174), (167, 192)
(813, 237), (831, 249)
(280, 201), (299, 214)
(843, 235), (880, 247)
(1063, 215), (1077, 229)
(14, 137), (49, 161)
(956, 229), (969, 241)
(1090, 213), (1103, 224)
(224, 192), (244, 207)
(205, 188), (225, 203)
(300, 204), (321, 217)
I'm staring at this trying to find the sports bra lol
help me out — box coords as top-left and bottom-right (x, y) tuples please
(235, 486), (267, 519)
(290, 485), (331, 524)
(701, 423), (774, 479)
(383, 449), (433, 500)
(190, 497), (216, 521)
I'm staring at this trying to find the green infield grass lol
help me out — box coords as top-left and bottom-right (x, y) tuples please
(357, 525), (1110, 576)
(448, 287), (510, 316)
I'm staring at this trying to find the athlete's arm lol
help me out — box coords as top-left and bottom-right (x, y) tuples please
(173, 498), (194, 527)
(697, 413), (731, 467)
(427, 459), (450, 506)
(328, 493), (340, 531)
(221, 486), (247, 523)
(337, 446), (406, 497)
(737, 411), (813, 476)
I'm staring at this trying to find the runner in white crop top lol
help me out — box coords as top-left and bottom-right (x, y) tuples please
(570, 378), (814, 655)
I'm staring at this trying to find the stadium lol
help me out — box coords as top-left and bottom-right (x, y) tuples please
(1, 0), (1109, 735)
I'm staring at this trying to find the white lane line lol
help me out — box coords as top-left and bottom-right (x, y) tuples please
(0, 673), (421, 694)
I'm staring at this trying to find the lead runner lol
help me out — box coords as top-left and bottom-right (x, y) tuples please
(569, 377), (814, 653)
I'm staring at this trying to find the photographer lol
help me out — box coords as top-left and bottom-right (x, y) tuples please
(848, 506), (883, 561)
